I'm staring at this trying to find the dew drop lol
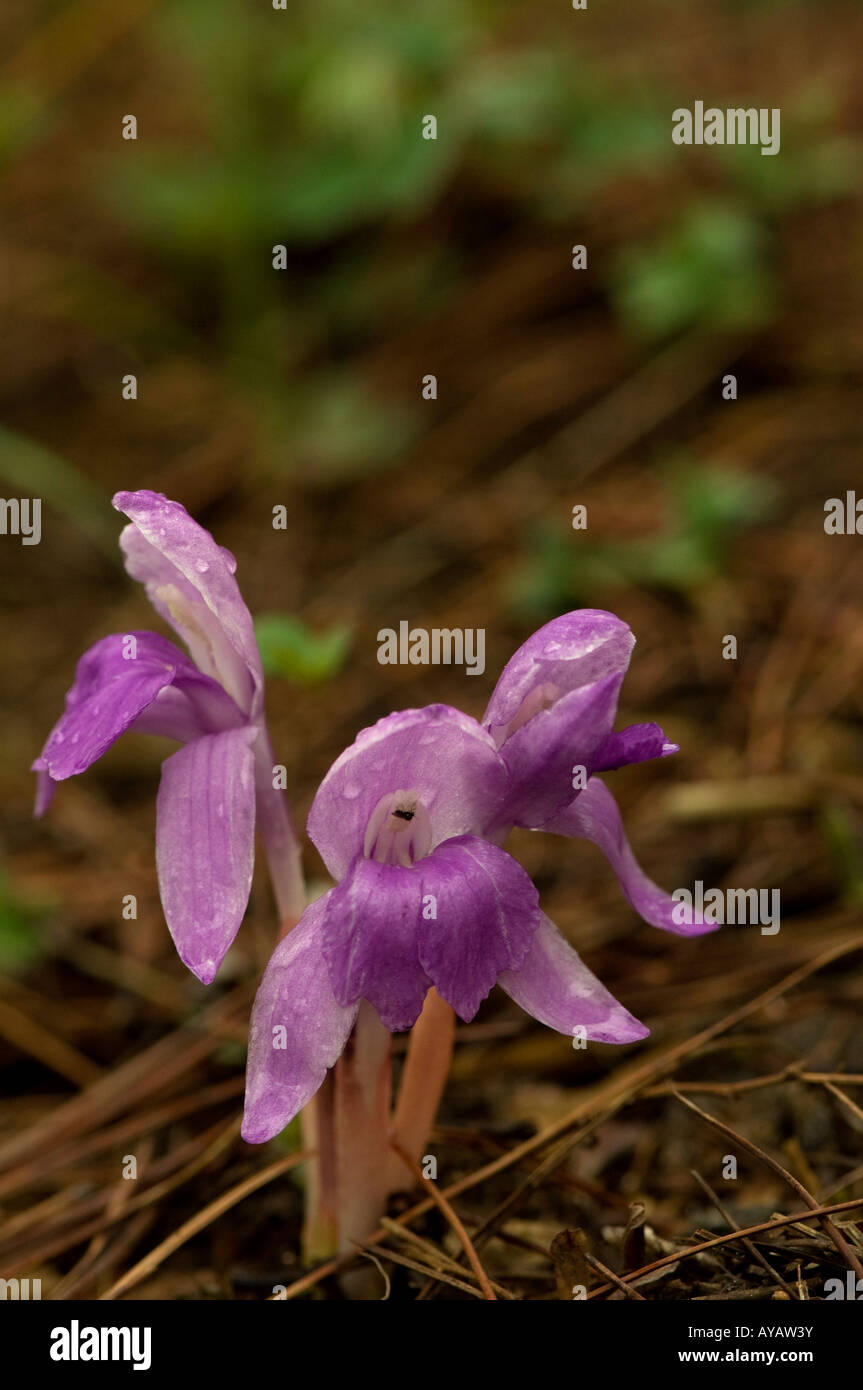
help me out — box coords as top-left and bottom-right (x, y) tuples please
(343, 781), (361, 800)
(194, 560), (209, 574)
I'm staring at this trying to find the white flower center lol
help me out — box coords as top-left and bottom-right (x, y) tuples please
(363, 789), (433, 867)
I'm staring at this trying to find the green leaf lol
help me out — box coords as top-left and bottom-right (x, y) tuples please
(611, 202), (775, 341)
(254, 614), (352, 685)
(508, 465), (776, 614)
(0, 871), (50, 972)
(274, 1113), (303, 1155)
(821, 804), (863, 905)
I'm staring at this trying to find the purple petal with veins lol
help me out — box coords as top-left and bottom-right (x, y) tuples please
(156, 726), (258, 983)
(34, 490), (304, 981)
(242, 897), (359, 1142)
(321, 854), (431, 1031)
(592, 722), (679, 772)
(498, 913), (649, 1043)
(488, 672), (627, 831)
(483, 609), (635, 739)
(35, 632), (189, 783)
(113, 490), (262, 717)
(307, 705), (508, 882)
(417, 835), (541, 1021)
(543, 776), (717, 937)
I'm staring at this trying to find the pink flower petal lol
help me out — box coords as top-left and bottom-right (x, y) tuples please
(156, 726), (258, 983)
(498, 912), (649, 1043)
(242, 899), (358, 1142)
(113, 490), (262, 716)
(543, 777), (717, 937)
(307, 705), (508, 882)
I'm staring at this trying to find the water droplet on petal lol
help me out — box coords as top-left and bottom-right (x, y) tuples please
(544, 641), (562, 655)
(54, 731), (64, 744)
(194, 560), (209, 574)
(343, 781), (361, 799)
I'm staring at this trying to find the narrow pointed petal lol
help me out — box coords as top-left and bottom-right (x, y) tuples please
(242, 899), (359, 1143)
(321, 856), (430, 1032)
(307, 706), (508, 881)
(498, 913), (649, 1043)
(592, 722), (679, 773)
(543, 777), (717, 937)
(417, 835), (541, 1021)
(36, 632), (187, 781)
(113, 490), (262, 716)
(32, 763), (55, 818)
(156, 726), (258, 983)
(252, 729), (306, 925)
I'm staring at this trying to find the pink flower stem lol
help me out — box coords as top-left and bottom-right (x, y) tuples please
(333, 1001), (392, 1254)
(299, 1070), (340, 1263)
(388, 988), (455, 1190)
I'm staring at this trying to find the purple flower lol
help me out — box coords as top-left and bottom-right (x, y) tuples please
(243, 610), (710, 1143)
(33, 490), (301, 985)
(482, 609), (688, 936)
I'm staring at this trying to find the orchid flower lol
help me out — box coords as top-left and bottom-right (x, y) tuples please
(243, 609), (713, 1143)
(481, 609), (690, 929)
(32, 490), (303, 984)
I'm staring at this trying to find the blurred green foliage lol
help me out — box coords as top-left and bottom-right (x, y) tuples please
(254, 613), (352, 685)
(0, 870), (50, 973)
(274, 1113), (303, 1156)
(3, 0), (858, 483)
(820, 804), (863, 906)
(611, 202), (775, 341)
(0, 427), (118, 561)
(509, 464), (775, 616)
(81, 0), (751, 478)
(106, 0), (672, 251)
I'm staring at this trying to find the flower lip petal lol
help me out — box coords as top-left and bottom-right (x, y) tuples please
(307, 705), (509, 882)
(321, 854), (430, 1031)
(498, 912), (649, 1043)
(242, 897), (359, 1143)
(483, 609), (635, 737)
(417, 834), (541, 1022)
(112, 490), (262, 716)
